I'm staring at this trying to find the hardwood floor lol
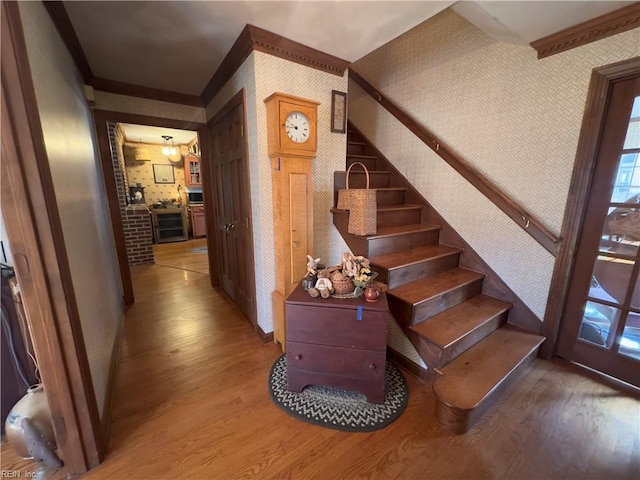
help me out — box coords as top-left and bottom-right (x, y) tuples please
(153, 238), (209, 275)
(2, 241), (639, 479)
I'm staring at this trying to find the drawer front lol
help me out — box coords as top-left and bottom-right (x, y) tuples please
(286, 342), (386, 379)
(286, 304), (387, 349)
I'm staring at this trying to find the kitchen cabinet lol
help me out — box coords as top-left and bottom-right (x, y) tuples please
(151, 208), (188, 243)
(189, 206), (207, 238)
(184, 154), (201, 186)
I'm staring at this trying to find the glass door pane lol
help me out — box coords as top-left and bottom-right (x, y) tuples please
(578, 95), (640, 359)
(562, 80), (640, 387)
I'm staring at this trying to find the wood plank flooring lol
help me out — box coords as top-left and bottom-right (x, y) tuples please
(153, 238), (209, 275)
(2, 240), (639, 479)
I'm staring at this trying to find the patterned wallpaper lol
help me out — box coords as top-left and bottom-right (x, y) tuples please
(350, 9), (640, 319)
(206, 51), (350, 333)
(94, 91), (206, 124)
(124, 143), (187, 205)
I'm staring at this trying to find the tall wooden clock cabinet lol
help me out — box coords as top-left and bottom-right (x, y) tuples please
(264, 92), (319, 350)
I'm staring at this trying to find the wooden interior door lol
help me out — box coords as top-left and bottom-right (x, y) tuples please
(558, 75), (640, 387)
(208, 93), (256, 326)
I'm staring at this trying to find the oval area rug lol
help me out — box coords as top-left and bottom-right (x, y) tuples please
(268, 354), (408, 432)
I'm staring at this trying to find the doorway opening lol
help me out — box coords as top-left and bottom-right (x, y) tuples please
(113, 122), (208, 274)
(92, 110), (214, 305)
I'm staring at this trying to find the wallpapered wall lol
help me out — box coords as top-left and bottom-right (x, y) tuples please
(19, 2), (124, 419)
(124, 143), (187, 205)
(349, 9), (640, 320)
(206, 51), (350, 333)
(94, 91), (206, 124)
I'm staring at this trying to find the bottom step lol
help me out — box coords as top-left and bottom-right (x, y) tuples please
(433, 324), (545, 434)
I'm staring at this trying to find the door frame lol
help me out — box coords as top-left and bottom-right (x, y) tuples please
(542, 56), (640, 358)
(1, 1), (102, 473)
(91, 110), (216, 296)
(206, 89), (258, 327)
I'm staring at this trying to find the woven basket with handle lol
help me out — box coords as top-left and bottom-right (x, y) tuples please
(337, 162), (377, 236)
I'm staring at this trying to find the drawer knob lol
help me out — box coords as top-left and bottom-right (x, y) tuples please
(368, 363), (376, 370)
(295, 354), (302, 361)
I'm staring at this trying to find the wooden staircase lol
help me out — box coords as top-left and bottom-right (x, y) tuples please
(332, 124), (544, 434)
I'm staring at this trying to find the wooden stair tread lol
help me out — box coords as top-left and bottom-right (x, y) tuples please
(347, 141), (367, 146)
(376, 187), (408, 192)
(409, 295), (511, 348)
(433, 325), (545, 410)
(371, 244), (461, 270)
(347, 154), (378, 159)
(377, 204), (423, 212)
(388, 268), (484, 304)
(365, 223), (440, 239)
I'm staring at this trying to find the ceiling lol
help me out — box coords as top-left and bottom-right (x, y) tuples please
(63, 1), (635, 143)
(119, 124), (197, 146)
(62, 1), (635, 97)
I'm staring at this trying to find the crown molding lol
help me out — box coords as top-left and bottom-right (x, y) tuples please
(202, 24), (350, 105)
(44, 6), (348, 108)
(92, 78), (203, 108)
(530, 2), (640, 59)
(248, 24), (350, 76)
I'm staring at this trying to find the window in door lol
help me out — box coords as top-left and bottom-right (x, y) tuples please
(579, 95), (640, 361)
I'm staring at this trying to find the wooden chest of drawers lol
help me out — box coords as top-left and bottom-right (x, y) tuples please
(285, 284), (388, 403)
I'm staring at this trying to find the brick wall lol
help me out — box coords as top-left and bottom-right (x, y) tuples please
(122, 211), (154, 265)
(107, 121), (154, 265)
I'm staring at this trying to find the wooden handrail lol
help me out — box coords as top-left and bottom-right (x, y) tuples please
(349, 69), (560, 256)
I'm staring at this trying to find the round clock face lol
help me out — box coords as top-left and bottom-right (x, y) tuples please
(284, 111), (310, 143)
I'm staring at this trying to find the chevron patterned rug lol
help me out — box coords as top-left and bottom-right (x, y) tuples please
(267, 355), (408, 432)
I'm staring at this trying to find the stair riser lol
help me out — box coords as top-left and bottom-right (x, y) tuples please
(410, 310), (509, 369)
(377, 208), (422, 228)
(411, 279), (483, 325)
(377, 190), (406, 206)
(336, 171), (391, 189)
(347, 157), (378, 171)
(347, 143), (366, 156)
(385, 297), (414, 328)
(368, 229), (440, 257)
(333, 211), (440, 258)
(381, 253), (461, 290)
(435, 351), (538, 434)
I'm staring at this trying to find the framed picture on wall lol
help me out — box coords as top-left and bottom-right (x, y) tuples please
(153, 164), (175, 184)
(331, 90), (347, 134)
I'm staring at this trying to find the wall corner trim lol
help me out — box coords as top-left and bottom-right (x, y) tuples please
(257, 324), (275, 344)
(530, 3), (640, 59)
(43, 0), (93, 83)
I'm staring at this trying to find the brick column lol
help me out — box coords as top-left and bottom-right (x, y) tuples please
(107, 122), (154, 265)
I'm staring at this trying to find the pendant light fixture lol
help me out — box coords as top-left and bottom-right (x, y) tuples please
(161, 135), (177, 156)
